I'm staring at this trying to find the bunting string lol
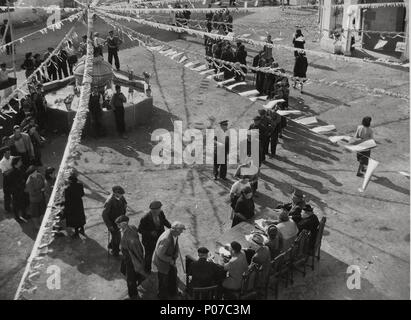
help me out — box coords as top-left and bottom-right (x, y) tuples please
(0, 10), (85, 53)
(99, 10), (410, 70)
(0, 11), (86, 111)
(14, 9), (95, 301)
(97, 11), (409, 101)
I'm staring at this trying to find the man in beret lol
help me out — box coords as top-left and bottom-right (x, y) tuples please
(186, 247), (225, 294)
(102, 185), (127, 256)
(152, 221), (185, 299)
(138, 201), (171, 273)
(214, 120), (230, 180)
(276, 188), (306, 218)
(293, 204), (319, 251)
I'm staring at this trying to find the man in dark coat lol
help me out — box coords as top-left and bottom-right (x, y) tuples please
(292, 204), (319, 251)
(214, 120), (230, 180)
(6, 156), (27, 223)
(248, 116), (268, 165)
(102, 185), (127, 256)
(257, 109), (271, 158)
(187, 247), (225, 292)
(88, 89), (104, 137)
(276, 189), (306, 217)
(138, 201), (171, 273)
(64, 172), (86, 238)
(106, 30), (122, 71)
(268, 106), (282, 157)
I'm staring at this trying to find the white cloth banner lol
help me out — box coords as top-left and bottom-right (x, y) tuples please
(276, 110), (302, 116)
(311, 125), (336, 133)
(239, 89), (259, 97)
(295, 116), (318, 125)
(359, 158), (379, 192)
(226, 82), (247, 90)
(328, 135), (351, 143)
(263, 99), (285, 110)
(345, 139), (377, 152)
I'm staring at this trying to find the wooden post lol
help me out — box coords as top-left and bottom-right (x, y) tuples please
(7, 1), (16, 79)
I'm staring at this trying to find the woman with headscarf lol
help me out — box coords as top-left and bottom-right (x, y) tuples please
(264, 224), (283, 259)
(247, 233), (271, 298)
(116, 215), (147, 300)
(64, 171), (86, 238)
(293, 51), (308, 93)
(352, 116), (374, 177)
(292, 29), (305, 57)
(232, 186), (255, 227)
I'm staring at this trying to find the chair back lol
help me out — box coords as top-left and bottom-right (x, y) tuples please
(290, 230), (310, 261)
(281, 234), (297, 252)
(271, 251), (287, 277)
(240, 263), (261, 296)
(192, 285), (220, 300)
(313, 217), (327, 256)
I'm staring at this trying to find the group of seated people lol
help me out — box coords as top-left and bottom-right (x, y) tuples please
(186, 188), (320, 299)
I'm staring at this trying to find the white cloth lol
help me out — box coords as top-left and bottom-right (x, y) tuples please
(0, 156), (12, 173)
(277, 220), (299, 240)
(230, 180), (251, 196)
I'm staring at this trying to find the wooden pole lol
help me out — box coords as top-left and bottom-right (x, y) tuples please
(7, 1), (17, 79)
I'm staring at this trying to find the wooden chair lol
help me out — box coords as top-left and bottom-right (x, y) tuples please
(224, 263), (261, 300)
(289, 230), (311, 282)
(308, 217), (327, 270)
(192, 285), (220, 300)
(268, 248), (292, 299)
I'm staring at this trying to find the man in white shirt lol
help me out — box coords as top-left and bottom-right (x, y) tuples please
(0, 146), (13, 212)
(276, 209), (299, 251)
(93, 32), (106, 57)
(0, 63), (16, 90)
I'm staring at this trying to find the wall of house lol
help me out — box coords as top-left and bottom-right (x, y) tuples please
(0, 0), (76, 28)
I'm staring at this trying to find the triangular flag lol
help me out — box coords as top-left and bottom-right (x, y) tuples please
(311, 125), (336, 133)
(295, 116), (318, 125)
(359, 159), (379, 192)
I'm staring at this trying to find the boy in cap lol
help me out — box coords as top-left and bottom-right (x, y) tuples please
(102, 185), (127, 256)
(214, 120), (229, 180)
(186, 246), (225, 293)
(152, 221), (186, 299)
(138, 200), (171, 273)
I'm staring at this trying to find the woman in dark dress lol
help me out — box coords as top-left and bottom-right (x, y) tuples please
(64, 172), (86, 238)
(293, 51), (308, 93)
(255, 56), (266, 94)
(292, 29), (305, 57)
(232, 186), (255, 228)
(116, 215), (147, 300)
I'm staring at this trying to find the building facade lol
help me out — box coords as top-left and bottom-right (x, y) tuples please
(319, 0), (409, 61)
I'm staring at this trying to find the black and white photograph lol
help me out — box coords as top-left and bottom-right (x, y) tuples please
(0, 0), (409, 308)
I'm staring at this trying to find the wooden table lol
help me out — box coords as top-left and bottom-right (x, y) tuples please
(212, 209), (281, 256)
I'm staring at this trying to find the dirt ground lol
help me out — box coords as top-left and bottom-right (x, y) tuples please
(0, 5), (409, 300)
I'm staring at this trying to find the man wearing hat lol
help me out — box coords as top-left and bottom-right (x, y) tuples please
(267, 105), (282, 158)
(0, 146), (13, 212)
(276, 188), (306, 218)
(186, 247), (225, 292)
(292, 204), (319, 250)
(106, 30), (122, 71)
(152, 221), (186, 299)
(138, 201), (171, 273)
(258, 109), (272, 158)
(213, 120), (229, 180)
(248, 116), (267, 165)
(9, 125), (34, 169)
(44, 47), (58, 81)
(102, 185), (127, 256)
